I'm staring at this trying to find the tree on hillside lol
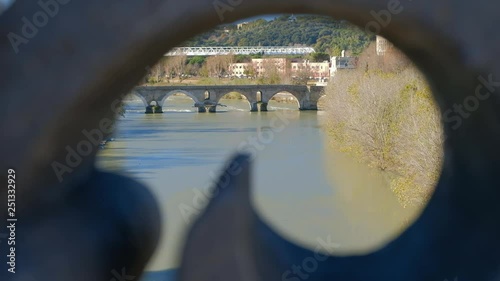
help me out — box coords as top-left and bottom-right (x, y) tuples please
(329, 45), (343, 57)
(183, 15), (373, 55)
(238, 38), (250, 46)
(188, 56), (206, 66)
(310, 52), (330, 62)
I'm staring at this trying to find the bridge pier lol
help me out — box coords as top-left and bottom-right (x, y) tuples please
(208, 106), (217, 113)
(299, 105), (318, 111)
(145, 105), (163, 114)
(250, 102), (268, 112)
(198, 106), (207, 113)
(299, 102), (318, 111)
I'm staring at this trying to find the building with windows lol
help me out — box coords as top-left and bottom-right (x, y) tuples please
(376, 35), (393, 56)
(330, 56), (357, 77)
(290, 60), (330, 79)
(230, 58), (329, 78)
(229, 58), (290, 77)
(229, 56), (357, 81)
(229, 63), (252, 77)
(251, 58), (289, 76)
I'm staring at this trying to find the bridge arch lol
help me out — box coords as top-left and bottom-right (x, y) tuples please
(266, 90), (302, 110)
(159, 90), (200, 107)
(132, 92), (149, 107)
(216, 91), (254, 110)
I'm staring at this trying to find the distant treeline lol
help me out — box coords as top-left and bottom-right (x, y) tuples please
(183, 15), (373, 56)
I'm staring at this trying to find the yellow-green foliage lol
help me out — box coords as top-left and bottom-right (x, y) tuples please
(325, 49), (443, 208)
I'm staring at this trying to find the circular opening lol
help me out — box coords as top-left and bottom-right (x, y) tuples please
(92, 14), (443, 277)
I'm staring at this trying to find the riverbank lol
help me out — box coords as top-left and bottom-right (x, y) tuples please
(322, 45), (444, 208)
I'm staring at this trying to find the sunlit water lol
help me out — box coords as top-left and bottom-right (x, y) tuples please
(96, 95), (420, 281)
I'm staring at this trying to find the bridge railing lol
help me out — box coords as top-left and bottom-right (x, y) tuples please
(165, 46), (316, 56)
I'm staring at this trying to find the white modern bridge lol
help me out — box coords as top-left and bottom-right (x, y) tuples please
(165, 46), (316, 56)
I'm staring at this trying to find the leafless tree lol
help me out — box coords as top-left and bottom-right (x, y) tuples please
(185, 63), (200, 77)
(146, 62), (164, 84)
(206, 55), (234, 78)
(163, 59), (175, 83)
(324, 44), (443, 208)
(243, 65), (257, 79)
(170, 54), (187, 82)
(257, 59), (287, 84)
(293, 64), (313, 85)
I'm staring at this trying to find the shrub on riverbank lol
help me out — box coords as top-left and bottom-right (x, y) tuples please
(324, 44), (444, 207)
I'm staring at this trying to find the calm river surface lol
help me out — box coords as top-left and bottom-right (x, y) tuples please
(96, 95), (418, 281)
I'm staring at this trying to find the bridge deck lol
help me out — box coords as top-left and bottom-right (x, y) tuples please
(165, 46), (315, 56)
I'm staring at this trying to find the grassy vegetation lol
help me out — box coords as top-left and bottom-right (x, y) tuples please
(324, 44), (444, 208)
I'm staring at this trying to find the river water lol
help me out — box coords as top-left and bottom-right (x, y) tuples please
(96, 94), (420, 281)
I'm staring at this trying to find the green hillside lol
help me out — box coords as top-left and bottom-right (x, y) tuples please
(184, 15), (373, 56)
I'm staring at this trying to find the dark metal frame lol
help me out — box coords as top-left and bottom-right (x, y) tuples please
(0, 0), (499, 280)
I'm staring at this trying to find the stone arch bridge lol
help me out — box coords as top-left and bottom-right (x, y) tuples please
(131, 85), (325, 113)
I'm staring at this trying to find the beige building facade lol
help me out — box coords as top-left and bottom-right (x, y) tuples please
(229, 58), (331, 79)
